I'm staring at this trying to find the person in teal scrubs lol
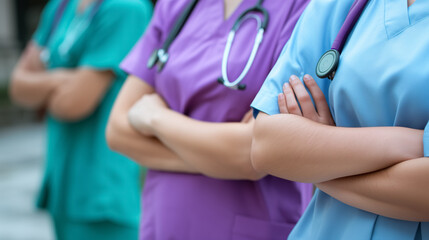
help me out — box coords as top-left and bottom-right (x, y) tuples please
(251, 0), (429, 239)
(9, 0), (152, 239)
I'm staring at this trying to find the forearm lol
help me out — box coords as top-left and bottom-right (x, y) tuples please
(106, 111), (198, 173)
(9, 42), (55, 108)
(252, 113), (423, 183)
(10, 69), (60, 108)
(317, 157), (429, 221)
(149, 109), (265, 180)
(46, 68), (113, 121)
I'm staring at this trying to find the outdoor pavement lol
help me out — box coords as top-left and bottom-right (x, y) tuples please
(0, 123), (54, 240)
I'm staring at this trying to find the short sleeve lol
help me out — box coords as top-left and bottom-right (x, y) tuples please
(251, 0), (356, 117)
(32, 0), (59, 47)
(424, 121), (429, 157)
(119, 0), (166, 88)
(272, 1), (310, 61)
(78, 0), (153, 78)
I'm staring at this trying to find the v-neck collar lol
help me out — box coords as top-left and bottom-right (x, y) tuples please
(408, 0), (429, 24)
(220, 0), (256, 31)
(384, 0), (429, 38)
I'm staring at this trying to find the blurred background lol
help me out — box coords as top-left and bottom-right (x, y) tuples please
(0, 0), (54, 239)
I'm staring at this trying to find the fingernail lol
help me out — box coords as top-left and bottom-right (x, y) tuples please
(290, 75), (299, 83)
(303, 74), (312, 82)
(283, 83), (291, 92)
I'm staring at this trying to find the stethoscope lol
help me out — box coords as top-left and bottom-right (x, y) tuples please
(316, 0), (368, 80)
(40, 0), (104, 65)
(147, 0), (269, 90)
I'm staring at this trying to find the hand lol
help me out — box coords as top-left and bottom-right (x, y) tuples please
(278, 74), (335, 126)
(128, 93), (168, 136)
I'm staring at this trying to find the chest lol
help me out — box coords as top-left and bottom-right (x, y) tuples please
(152, 0), (284, 120)
(329, 0), (429, 128)
(45, 1), (93, 68)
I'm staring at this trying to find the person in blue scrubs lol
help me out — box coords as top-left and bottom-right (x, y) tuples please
(250, 0), (429, 239)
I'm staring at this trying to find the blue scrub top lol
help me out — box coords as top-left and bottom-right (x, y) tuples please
(251, 0), (429, 239)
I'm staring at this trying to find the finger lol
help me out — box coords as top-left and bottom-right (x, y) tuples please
(283, 82), (302, 116)
(278, 93), (289, 114)
(303, 74), (331, 118)
(288, 75), (318, 118)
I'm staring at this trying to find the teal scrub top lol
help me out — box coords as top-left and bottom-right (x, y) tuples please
(251, 0), (429, 239)
(32, 0), (152, 226)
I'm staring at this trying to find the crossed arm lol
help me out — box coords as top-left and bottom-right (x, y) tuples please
(10, 42), (113, 121)
(106, 75), (265, 180)
(251, 74), (429, 221)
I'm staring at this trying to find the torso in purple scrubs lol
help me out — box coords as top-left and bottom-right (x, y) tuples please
(121, 0), (311, 239)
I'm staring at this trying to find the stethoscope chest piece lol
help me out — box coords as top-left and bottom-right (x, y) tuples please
(147, 49), (169, 72)
(316, 49), (339, 80)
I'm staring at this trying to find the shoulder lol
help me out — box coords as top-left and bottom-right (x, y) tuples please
(151, 0), (194, 26)
(154, 0), (192, 14)
(99, 0), (152, 15)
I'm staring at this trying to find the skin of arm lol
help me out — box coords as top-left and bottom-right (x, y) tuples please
(317, 157), (429, 221)
(10, 42), (60, 108)
(251, 75), (423, 183)
(10, 42), (115, 122)
(46, 68), (113, 121)
(128, 95), (266, 180)
(260, 73), (429, 220)
(106, 76), (198, 173)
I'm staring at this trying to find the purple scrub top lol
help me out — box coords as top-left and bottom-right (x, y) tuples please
(121, 0), (311, 239)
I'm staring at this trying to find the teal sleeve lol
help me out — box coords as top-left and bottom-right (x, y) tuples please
(424, 121), (429, 157)
(78, 0), (153, 78)
(251, 0), (355, 117)
(32, 0), (60, 47)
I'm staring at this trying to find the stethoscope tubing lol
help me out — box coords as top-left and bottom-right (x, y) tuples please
(221, 14), (265, 90)
(219, 1), (269, 90)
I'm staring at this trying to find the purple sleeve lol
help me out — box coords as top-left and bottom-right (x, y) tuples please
(120, 0), (171, 88)
(120, 17), (162, 88)
(120, 0), (190, 88)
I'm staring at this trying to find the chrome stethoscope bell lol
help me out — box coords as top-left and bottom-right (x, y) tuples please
(147, 49), (170, 72)
(217, 77), (246, 90)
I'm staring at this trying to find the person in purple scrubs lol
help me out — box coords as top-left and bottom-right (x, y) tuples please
(106, 0), (311, 239)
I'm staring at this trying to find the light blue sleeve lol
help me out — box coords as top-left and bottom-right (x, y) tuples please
(251, 0), (356, 117)
(424, 121), (429, 157)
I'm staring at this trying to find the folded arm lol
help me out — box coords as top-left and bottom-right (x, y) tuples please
(251, 75), (423, 183)
(10, 42), (59, 108)
(317, 157), (429, 221)
(142, 108), (265, 180)
(10, 42), (114, 121)
(106, 76), (198, 173)
(252, 74), (429, 220)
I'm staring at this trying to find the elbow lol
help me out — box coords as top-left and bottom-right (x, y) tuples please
(250, 135), (273, 179)
(250, 114), (272, 174)
(250, 114), (315, 183)
(250, 136), (267, 175)
(105, 117), (123, 152)
(9, 77), (37, 108)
